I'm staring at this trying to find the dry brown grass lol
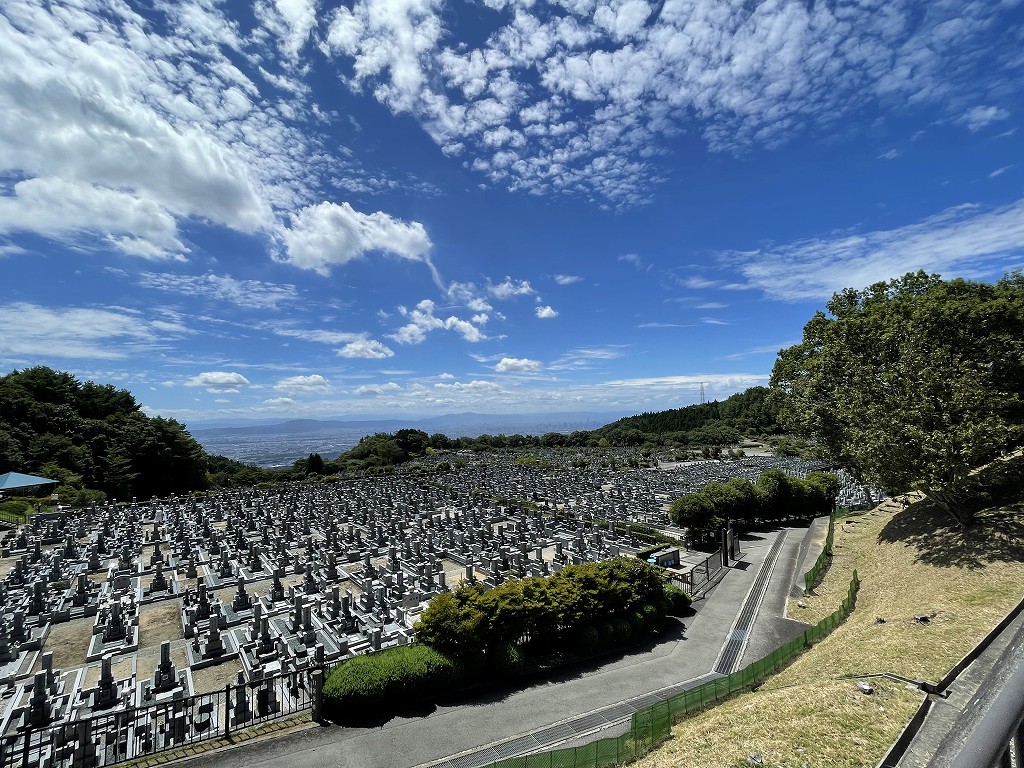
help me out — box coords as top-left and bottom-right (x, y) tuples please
(632, 496), (1024, 768)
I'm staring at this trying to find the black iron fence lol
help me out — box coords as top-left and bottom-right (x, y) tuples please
(0, 667), (322, 768)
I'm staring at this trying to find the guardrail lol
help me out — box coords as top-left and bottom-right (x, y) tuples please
(482, 570), (861, 768)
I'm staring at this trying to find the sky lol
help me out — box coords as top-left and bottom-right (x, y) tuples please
(1, 0), (1023, 426)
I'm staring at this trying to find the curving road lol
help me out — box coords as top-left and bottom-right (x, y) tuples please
(179, 524), (816, 768)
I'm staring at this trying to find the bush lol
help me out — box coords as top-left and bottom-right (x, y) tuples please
(322, 644), (464, 720)
(494, 642), (527, 677)
(663, 583), (693, 614)
(610, 618), (633, 645)
(0, 500), (30, 518)
(572, 624), (601, 655)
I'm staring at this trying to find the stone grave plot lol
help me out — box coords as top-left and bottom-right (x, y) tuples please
(0, 455), (862, 747)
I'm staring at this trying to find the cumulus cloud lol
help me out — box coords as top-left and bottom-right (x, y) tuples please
(488, 277), (535, 298)
(535, 305), (558, 318)
(274, 374), (332, 395)
(433, 379), (501, 391)
(495, 357), (542, 372)
(184, 371), (251, 393)
(337, 339), (396, 358)
(281, 201), (435, 277)
(0, 2), (284, 256)
(354, 382), (402, 396)
(723, 196), (1024, 302)
(389, 299), (486, 344)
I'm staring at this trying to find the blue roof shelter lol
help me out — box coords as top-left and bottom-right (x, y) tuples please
(0, 472), (59, 493)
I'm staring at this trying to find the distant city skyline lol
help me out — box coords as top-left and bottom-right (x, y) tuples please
(1, 0), (1022, 421)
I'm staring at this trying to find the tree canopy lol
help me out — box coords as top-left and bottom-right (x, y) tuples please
(770, 271), (1024, 524)
(0, 366), (209, 501)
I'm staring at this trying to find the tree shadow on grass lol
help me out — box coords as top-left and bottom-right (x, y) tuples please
(877, 497), (1024, 569)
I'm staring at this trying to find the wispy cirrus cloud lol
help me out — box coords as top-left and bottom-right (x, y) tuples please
(138, 272), (299, 309)
(724, 197), (1024, 302)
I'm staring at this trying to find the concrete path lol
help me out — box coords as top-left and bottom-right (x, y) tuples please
(177, 525), (818, 768)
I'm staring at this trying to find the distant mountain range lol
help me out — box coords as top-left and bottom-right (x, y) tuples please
(188, 411), (630, 436)
(189, 411), (633, 466)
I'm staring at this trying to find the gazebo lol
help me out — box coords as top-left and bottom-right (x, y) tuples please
(0, 471), (59, 496)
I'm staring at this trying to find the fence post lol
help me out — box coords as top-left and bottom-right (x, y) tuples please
(224, 683), (232, 739)
(311, 669), (324, 724)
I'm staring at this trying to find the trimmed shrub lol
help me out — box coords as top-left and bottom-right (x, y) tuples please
(322, 644), (464, 720)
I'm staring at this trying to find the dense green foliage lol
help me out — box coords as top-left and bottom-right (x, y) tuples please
(771, 271), (1024, 524)
(322, 644), (465, 720)
(0, 367), (209, 501)
(415, 557), (671, 658)
(669, 470), (838, 537)
(594, 387), (783, 446)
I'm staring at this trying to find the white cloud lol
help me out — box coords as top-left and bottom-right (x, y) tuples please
(337, 339), (395, 358)
(488, 277), (535, 298)
(389, 299), (486, 344)
(138, 272), (299, 309)
(437, 372), (455, 379)
(989, 165), (1014, 178)
(257, 0), (318, 59)
(0, 303), (164, 360)
(281, 201), (434, 276)
(262, 397), (296, 406)
(876, 149), (900, 160)
(724, 197), (1024, 302)
(495, 357), (542, 372)
(0, 2), (282, 255)
(354, 382), (402, 396)
(548, 346), (626, 371)
(535, 305), (558, 318)
(274, 374), (332, 395)
(433, 379), (501, 391)
(320, 0), (1020, 206)
(554, 274), (583, 285)
(0, 178), (186, 259)
(959, 105), (1010, 132)
(184, 371), (251, 393)
(701, 317), (729, 325)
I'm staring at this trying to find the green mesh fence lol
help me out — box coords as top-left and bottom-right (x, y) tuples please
(479, 570), (860, 768)
(803, 512), (836, 594)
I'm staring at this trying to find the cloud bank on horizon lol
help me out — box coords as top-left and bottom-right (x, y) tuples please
(0, 0), (1022, 422)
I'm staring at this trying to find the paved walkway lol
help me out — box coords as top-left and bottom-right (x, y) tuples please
(176, 524), (819, 768)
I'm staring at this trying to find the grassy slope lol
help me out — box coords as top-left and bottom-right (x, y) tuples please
(633, 495), (1024, 768)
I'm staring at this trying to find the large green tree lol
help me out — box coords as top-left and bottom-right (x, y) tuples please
(771, 271), (1024, 525)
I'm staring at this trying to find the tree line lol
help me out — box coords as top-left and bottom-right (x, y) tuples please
(670, 470), (839, 542)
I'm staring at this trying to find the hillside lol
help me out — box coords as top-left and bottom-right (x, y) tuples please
(633, 495), (1024, 768)
(0, 366), (208, 501)
(594, 386), (783, 446)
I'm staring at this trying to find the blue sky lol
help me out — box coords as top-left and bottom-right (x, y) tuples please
(1, 0), (1022, 425)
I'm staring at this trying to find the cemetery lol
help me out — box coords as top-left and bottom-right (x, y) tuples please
(0, 451), (867, 766)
